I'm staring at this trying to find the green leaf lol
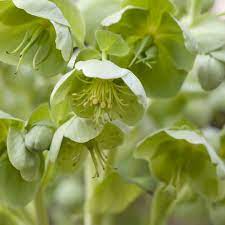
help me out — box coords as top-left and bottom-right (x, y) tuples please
(150, 184), (177, 225)
(96, 30), (129, 56)
(0, 157), (40, 207)
(136, 122), (223, 199)
(7, 126), (41, 181)
(87, 172), (142, 214)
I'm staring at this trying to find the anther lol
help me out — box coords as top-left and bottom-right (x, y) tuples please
(92, 98), (99, 105)
(100, 102), (106, 109)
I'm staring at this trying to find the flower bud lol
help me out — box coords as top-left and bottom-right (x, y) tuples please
(25, 125), (54, 152)
(194, 54), (225, 90)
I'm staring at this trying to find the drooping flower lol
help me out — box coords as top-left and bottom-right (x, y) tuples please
(49, 116), (124, 177)
(101, 0), (194, 97)
(51, 59), (147, 125)
(0, 0), (84, 75)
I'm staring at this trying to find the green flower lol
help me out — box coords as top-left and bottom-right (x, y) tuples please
(51, 59), (147, 125)
(101, 0), (194, 97)
(49, 116), (124, 177)
(0, 0), (84, 75)
(135, 121), (225, 199)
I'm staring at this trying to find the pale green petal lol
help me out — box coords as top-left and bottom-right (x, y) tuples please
(64, 117), (102, 143)
(75, 59), (128, 79)
(12, 0), (69, 25)
(101, 6), (137, 27)
(122, 70), (148, 108)
(50, 68), (76, 106)
(87, 172), (142, 214)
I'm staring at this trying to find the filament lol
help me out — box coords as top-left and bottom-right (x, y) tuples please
(72, 78), (131, 124)
(6, 25), (52, 74)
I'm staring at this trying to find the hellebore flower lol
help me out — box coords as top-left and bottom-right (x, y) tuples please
(51, 59), (147, 125)
(49, 116), (124, 177)
(101, 0), (194, 97)
(0, 0), (84, 75)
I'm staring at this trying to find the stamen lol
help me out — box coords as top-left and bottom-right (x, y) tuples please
(14, 27), (44, 74)
(72, 79), (130, 124)
(89, 149), (100, 178)
(95, 149), (105, 170)
(20, 27), (43, 57)
(6, 31), (29, 54)
(32, 32), (51, 69)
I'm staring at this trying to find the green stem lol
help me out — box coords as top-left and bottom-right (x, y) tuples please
(102, 51), (107, 61)
(34, 189), (49, 225)
(34, 160), (54, 225)
(84, 150), (118, 225)
(104, 149), (117, 176)
(84, 156), (102, 225)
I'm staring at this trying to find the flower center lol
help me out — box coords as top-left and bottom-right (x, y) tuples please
(6, 24), (52, 73)
(72, 78), (129, 123)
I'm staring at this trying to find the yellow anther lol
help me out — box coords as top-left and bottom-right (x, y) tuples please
(92, 98), (99, 105)
(100, 102), (106, 109)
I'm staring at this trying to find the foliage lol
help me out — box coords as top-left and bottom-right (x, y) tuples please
(1, 0), (225, 225)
